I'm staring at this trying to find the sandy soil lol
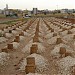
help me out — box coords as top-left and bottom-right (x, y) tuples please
(0, 17), (75, 75)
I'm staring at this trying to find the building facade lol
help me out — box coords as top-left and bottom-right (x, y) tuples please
(33, 8), (38, 15)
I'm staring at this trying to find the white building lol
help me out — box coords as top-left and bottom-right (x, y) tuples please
(6, 4), (8, 10)
(33, 8), (38, 15)
(3, 4), (9, 15)
(3, 10), (10, 15)
(4, 4), (8, 10)
(28, 11), (31, 16)
(60, 9), (68, 13)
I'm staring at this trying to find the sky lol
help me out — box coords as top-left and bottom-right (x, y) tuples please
(0, 0), (75, 10)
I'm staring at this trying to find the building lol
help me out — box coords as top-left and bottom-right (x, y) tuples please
(3, 4), (9, 15)
(0, 9), (3, 14)
(60, 9), (75, 14)
(43, 9), (49, 15)
(3, 10), (10, 15)
(33, 8), (38, 15)
(28, 11), (31, 17)
(6, 4), (8, 10)
(4, 4), (8, 10)
(60, 9), (68, 13)
(68, 9), (74, 13)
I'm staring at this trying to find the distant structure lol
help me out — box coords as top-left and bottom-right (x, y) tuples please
(28, 11), (31, 17)
(4, 4), (9, 15)
(43, 9), (49, 15)
(33, 8), (38, 15)
(60, 9), (68, 13)
(60, 9), (75, 14)
(4, 4), (8, 10)
(0, 9), (3, 14)
(3, 4), (18, 18)
(6, 4), (8, 10)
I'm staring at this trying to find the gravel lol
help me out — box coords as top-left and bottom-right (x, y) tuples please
(45, 32), (53, 39)
(16, 28), (22, 31)
(70, 28), (75, 33)
(39, 24), (48, 33)
(39, 37), (44, 43)
(47, 36), (60, 44)
(60, 30), (68, 36)
(63, 34), (74, 41)
(46, 30), (51, 34)
(0, 52), (9, 65)
(57, 56), (75, 75)
(12, 42), (19, 49)
(24, 31), (30, 36)
(0, 37), (8, 43)
(22, 40), (33, 53)
(12, 30), (18, 35)
(19, 36), (25, 41)
(5, 33), (13, 38)
(4, 29), (9, 33)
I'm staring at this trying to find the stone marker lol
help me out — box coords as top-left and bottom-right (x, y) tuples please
(9, 30), (12, 33)
(13, 28), (16, 30)
(27, 57), (35, 65)
(62, 28), (67, 31)
(59, 47), (66, 58)
(33, 36), (39, 42)
(8, 43), (13, 49)
(14, 36), (20, 42)
(2, 28), (4, 31)
(73, 35), (75, 39)
(59, 47), (66, 55)
(51, 29), (54, 32)
(2, 48), (8, 53)
(25, 65), (35, 74)
(49, 27), (52, 30)
(19, 32), (24, 36)
(56, 38), (62, 44)
(53, 33), (57, 37)
(65, 52), (72, 57)
(67, 31), (72, 34)
(35, 32), (39, 37)
(71, 26), (74, 29)
(6, 26), (8, 28)
(30, 44), (38, 54)
(24, 29), (26, 31)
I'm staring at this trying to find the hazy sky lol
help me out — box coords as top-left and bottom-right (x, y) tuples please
(0, 0), (75, 10)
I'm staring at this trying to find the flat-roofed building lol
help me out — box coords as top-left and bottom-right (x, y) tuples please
(33, 8), (38, 15)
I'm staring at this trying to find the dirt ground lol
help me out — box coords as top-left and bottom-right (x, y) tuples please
(0, 17), (75, 75)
